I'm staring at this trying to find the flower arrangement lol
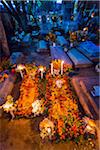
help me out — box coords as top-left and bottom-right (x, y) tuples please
(51, 59), (72, 75)
(0, 95), (16, 119)
(15, 65), (39, 116)
(32, 99), (45, 116)
(1, 95), (14, 113)
(44, 74), (85, 141)
(83, 116), (97, 135)
(39, 118), (55, 140)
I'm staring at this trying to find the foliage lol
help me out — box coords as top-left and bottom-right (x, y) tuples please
(45, 73), (85, 141)
(15, 66), (39, 116)
(2, 61), (96, 144)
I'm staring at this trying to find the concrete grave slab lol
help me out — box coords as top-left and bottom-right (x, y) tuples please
(57, 36), (68, 46)
(68, 48), (93, 68)
(10, 52), (24, 64)
(37, 40), (48, 53)
(77, 41), (99, 62)
(50, 46), (72, 66)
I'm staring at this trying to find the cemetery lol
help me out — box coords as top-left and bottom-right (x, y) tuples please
(0, 1), (99, 150)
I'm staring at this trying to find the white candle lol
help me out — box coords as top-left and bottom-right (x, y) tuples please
(47, 127), (51, 134)
(51, 63), (53, 75)
(16, 64), (25, 78)
(53, 42), (56, 47)
(20, 70), (23, 78)
(61, 60), (64, 75)
(39, 67), (44, 79)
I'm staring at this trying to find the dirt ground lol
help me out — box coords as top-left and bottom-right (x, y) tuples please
(0, 116), (99, 150)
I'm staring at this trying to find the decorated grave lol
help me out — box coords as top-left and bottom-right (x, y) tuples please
(0, 59), (97, 145)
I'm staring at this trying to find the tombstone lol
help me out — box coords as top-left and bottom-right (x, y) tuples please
(0, 75), (15, 103)
(57, 36), (68, 46)
(77, 41), (99, 62)
(22, 33), (32, 45)
(67, 48), (93, 68)
(10, 52), (24, 64)
(50, 46), (72, 66)
(40, 23), (49, 35)
(32, 30), (39, 37)
(42, 15), (46, 23)
(55, 31), (61, 36)
(37, 40), (48, 53)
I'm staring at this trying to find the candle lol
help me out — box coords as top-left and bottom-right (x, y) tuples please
(16, 64), (25, 78)
(39, 67), (44, 79)
(51, 63), (53, 75)
(53, 42), (56, 47)
(61, 60), (64, 75)
(20, 70), (23, 78)
(47, 127), (51, 134)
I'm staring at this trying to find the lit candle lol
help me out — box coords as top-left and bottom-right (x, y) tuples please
(51, 63), (53, 75)
(53, 42), (56, 47)
(39, 67), (44, 79)
(47, 127), (51, 134)
(16, 64), (25, 78)
(20, 70), (23, 78)
(61, 60), (64, 75)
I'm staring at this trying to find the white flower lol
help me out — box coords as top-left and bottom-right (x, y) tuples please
(56, 79), (63, 88)
(39, 118), (55, 139)
(32, 100), (43, 116)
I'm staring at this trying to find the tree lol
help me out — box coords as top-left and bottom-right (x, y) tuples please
(0, 16), (10, 56)
(1, 0), (33, 31)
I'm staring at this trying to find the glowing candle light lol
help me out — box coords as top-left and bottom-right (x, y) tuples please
(91, 12), (95, 18)
(39, 67), (44, 79)
(61, 60), (64, 75)
(51, 63), (53, 75)
(16, 64), (26, 78)
(47, 127), (51, 134)
(53, 42), (56, 47)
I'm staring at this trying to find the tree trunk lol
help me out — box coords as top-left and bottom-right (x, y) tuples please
(0, 16), (10, 56)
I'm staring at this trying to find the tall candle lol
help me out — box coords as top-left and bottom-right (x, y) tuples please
(16, 64), (25, 78)
(20, 70), (23, 78)
(53, 42), (56, 47)
(51, 63), (53, 75)
(39, 67), (44, 79)
(61, 60), (64, 75)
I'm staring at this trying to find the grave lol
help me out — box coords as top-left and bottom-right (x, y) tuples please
(72, 76), (99, 119)
(67, 48), (93, 68)
(77, 41), (99, 62)
(10, 52), (24, 64)
(50, 46), (72, 66)
(0, 75), (16, 105)
(57, 36), (68, 46)
(37, 40), (48, 53)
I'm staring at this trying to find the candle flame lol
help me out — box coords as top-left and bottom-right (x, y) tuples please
(47, 127), (51, 134)
(17, 64), (25, 70)
(39, 67), (44, 72)
(62, 60), (64, 64)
